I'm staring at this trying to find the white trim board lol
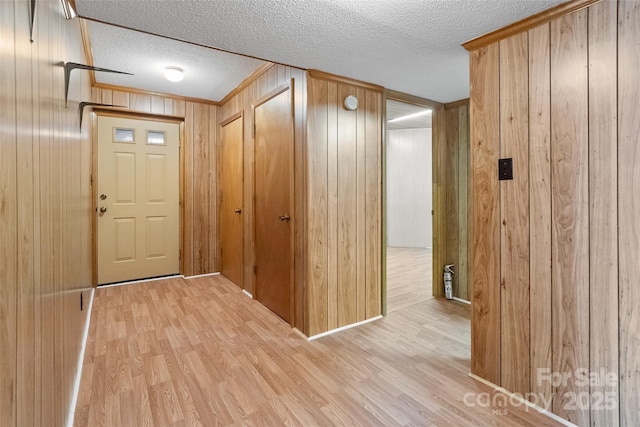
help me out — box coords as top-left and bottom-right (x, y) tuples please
(66, 287), (95, 427)
(467, 373), (578, 427)
(184, 272), (221, 279)
(307, 315), (383, 341)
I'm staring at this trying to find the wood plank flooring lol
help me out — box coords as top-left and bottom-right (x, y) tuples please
(386, 247), (434, 313)
(74, 274), (560, 426)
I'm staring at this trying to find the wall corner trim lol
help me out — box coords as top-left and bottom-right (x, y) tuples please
(462, 0), (602, 51)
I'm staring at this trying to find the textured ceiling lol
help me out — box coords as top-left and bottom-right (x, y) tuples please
(87, 21), (268, 101)
(76, 0), (567, 103)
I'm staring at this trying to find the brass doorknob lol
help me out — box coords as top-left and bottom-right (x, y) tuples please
(234, 208), (242, 213)
(99, 207), (107, 213)
(279, 214), (290, 222)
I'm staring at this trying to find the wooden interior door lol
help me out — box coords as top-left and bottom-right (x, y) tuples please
(97, 115), (180, 285)
(220, 115), (244, 287)
(254, 86), (294, 323)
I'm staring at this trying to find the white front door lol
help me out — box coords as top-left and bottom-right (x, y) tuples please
(97, 115), (180, 285)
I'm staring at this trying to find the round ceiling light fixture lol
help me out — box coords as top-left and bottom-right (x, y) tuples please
(164, 66), (184, 82)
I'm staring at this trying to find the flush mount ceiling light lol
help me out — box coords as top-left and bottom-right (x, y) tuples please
(164, 66), (184, 82)
(388, 109), (432, 123)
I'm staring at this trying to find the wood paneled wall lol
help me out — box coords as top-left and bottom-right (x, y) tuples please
(306, 74), (382, 337)
(432, 100), (470, 300)
(219, 64), (307, 330)
(91, 88), (218, 277)
(0, 1), (93, 425)
(467, 1), (638, 425)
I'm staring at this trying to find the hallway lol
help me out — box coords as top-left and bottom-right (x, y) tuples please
(73, 275), (560, 426)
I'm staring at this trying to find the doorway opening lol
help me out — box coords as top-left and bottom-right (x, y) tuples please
(385, 99), (434, 313)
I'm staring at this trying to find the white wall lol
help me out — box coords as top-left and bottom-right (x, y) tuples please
(386, 128), (432, 248)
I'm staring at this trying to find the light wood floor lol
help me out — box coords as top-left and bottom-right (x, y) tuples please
(74, 272), (560, 426)
(386, 247), (434, 312)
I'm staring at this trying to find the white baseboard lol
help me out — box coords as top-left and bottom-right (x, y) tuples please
(307, 315), (383, 341)
(467, 373), (577, 427)
(453, 297), (471, 305)
(184, 272), (221, 279)
(66, 287), (95, 427)
(242, 289), (253, 298)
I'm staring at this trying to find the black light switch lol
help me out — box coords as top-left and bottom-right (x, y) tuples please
(499, 158), (513, 180)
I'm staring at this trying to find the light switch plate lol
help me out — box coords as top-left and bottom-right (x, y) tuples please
(499, 158), (513, 180)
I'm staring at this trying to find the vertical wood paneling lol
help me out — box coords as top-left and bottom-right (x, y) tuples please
(337, 84), (358, 327)
(468, 2), (639, 424)
(208, 105), (218, 272)
(432, 101), (470, 300)
(618, 1), (640, 425)
(588, 2), (619, 426)
(355, 87), (367, 322)
(292, 69), (308, 330)
(550, 10), (589, 426)
(164, 98), (174, 116)
(499, 32), (530, 395)
(16, 0), (35, 423)
(528, 22), (552, 404)
(242, 84), (255, 296)
(327, 82), (339, 330)
(100, 89), (113, 105)
(40, 3), (56, 422)
(365, 90), (382, 318)
(183, 102), (195, 275)
(192, 102), (210, 273)
(129, 93), (151, 113)
(444, 107), (460, 295)
(151, 95), (165, 115)
(0, 1), (18, 425)
(469, 43), (501, 384)
(0, 1), (94, 425)
(307, 78), (328, 336)
(306, 76), (382, 335)
(112, 90), (129, 109)
(457, 105), (469, 301)
(431, 107), (446, 298)
(33, 6), (51, 424)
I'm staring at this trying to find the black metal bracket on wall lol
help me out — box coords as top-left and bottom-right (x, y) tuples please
(78, 102), (125, 130)
(64, 62), (133, 107)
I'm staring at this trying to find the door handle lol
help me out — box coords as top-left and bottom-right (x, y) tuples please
(234, 208), (242, 214)
(99, 207), (107, 213)
(279, 214), (290, 222)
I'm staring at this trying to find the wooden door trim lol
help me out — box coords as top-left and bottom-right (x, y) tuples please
(220, 110), (243, 128)
(219, 111), (245, 288)
(252, 80), (296, 325)
(253, 82), (291, 109)
(91, 111), (186, 283)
